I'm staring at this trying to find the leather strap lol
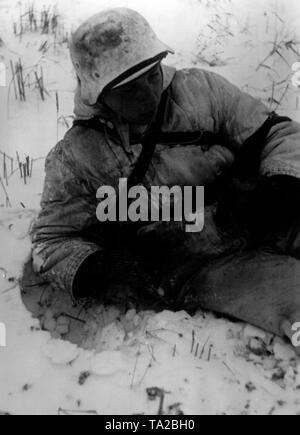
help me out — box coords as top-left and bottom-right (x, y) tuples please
(233, 111), (292, 179)
(73, 107), (291, 187)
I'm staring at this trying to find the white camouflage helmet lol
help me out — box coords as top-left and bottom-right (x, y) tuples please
(70, 8), (175, 105)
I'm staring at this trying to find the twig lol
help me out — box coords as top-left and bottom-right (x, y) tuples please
(145, 331), (171, 345)
(270, 80), (275, 111)
(274, 48), (290, 68)
(274, 84), (290, 111)
(17, 58), (26, 101)
(10, 60), (17, 100)
(223, 361), (236, 377)
(1, 282), (18, 295)
(56, 92), (60, 141)
(3, 154), (8, 186)
(0, 150), (14, 162)
(34, 71), (44, 101)
(0, 175), (12, 207)
(26, 156), (30, 177)
(23, 163), (27, 184)
(222, 361), (241, 385)
(199, 337), (210, 360)
(207, 344), (213, 362)
(60, 312), (86, 324)
(173, 345), (177, 357)
(56, 91), (59, 113)
(130, 348), (141, 389)
(256, 49), (275, 71)
(191, 329), (195, 354)
(16, 62), (23, 100)
(16, 152), (22, 178)
(137, 358), (153, 387)
(30, 158), (33, 178)
(147, 344), (158, 363)
(157, 390), (165, 415)
(58, 408), (98, 416)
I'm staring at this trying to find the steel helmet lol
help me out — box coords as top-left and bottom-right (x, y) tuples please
(70, 8), (174, 105)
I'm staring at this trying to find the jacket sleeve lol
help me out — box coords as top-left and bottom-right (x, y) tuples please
(31, 142), (104, 295)
(206, 70), (300, 180)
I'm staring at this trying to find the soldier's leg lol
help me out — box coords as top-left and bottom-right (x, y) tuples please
(180, 250), (300, 338)
(175, 178), (300, 342)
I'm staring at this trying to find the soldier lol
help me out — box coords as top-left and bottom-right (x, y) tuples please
(30, 8), (300, 344)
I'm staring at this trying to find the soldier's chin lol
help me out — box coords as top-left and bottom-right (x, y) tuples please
(81, 93), (98, 106)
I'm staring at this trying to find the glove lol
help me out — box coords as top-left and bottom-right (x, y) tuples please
(216, 175), (300, 245)
(72, 251), (108, 299)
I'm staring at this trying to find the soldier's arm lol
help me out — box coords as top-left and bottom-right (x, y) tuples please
(31, 142), (107, 297)
(192, 69), (300, 178)
(203, 70), (300, 238)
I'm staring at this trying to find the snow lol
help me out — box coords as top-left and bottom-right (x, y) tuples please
(1, 0), (300, 416)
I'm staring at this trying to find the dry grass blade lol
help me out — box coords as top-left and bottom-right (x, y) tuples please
(0, 175), (12, 208)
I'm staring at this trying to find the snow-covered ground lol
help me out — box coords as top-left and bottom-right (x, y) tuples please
(1, 0), (300, 416)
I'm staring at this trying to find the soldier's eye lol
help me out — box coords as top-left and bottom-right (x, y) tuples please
(94, 72), (100, 79)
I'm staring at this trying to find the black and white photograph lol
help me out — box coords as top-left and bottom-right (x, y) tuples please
(1, 0), (300, 417)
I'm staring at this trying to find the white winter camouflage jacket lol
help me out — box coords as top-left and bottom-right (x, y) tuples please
(31, 65), (300, 294)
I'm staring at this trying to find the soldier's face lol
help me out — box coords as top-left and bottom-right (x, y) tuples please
(101, 63), (164, 125)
